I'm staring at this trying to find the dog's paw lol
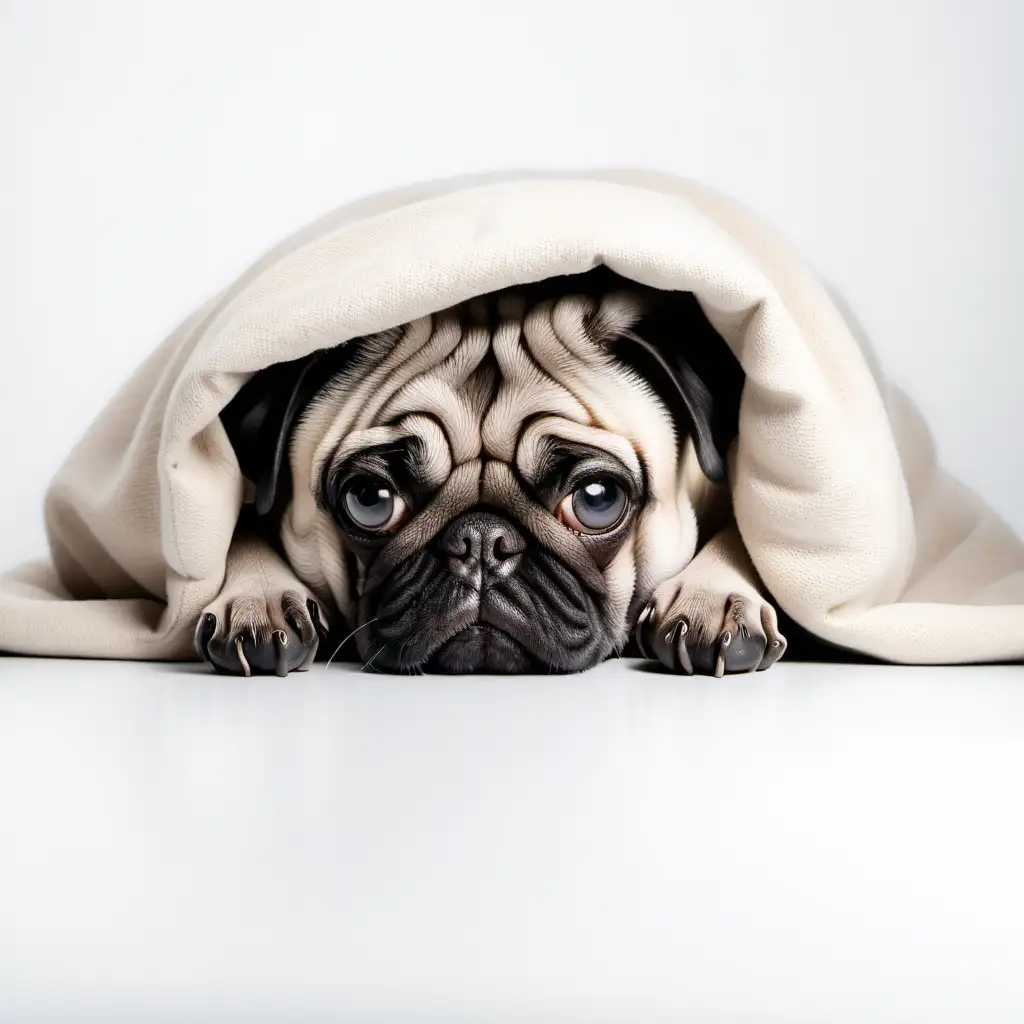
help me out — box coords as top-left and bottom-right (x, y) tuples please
(193, 589), (328, 677)
(634, 581), (787, 676)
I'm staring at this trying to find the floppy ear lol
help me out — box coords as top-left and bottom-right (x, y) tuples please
(220, 346), (355, 520)
(612, 291), (745, 484)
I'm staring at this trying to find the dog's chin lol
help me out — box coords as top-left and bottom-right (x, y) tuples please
(426, 624), (537, 674)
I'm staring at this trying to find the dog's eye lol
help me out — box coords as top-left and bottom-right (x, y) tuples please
(340, 475), (408, 533)
(557, 478), (627, 533)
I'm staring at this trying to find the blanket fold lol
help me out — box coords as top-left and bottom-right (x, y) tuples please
(2, 169), (1022, 665)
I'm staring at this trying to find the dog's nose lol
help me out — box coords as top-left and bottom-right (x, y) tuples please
(440, 511), (526, 573)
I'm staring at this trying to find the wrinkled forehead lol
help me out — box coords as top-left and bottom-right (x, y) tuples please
(294, 288), (679, 488)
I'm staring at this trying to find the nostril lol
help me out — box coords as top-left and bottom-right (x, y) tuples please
(491, 532), (523, 560)
(441, 529), (474, 560)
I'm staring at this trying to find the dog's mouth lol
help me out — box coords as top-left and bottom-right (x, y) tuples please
(365, 582), (605, 674)
(359, 514), (613, 674)
(426, 623), (536, 674)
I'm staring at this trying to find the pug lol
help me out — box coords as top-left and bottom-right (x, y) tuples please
(193, 268), (787, 677)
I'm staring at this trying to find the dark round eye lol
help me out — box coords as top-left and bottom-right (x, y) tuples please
(561, 478), (627, 533)
(341, 475), (403, 532)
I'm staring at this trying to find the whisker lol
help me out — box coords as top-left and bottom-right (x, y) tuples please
(362, 643), (387, 673)
(326, 618), (378, 668)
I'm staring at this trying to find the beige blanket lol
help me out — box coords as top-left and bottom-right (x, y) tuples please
(2, 170), (1022, 665)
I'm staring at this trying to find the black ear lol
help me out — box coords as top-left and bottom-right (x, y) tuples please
(612, 291), (745, 484)
(220, 345), (355, 520)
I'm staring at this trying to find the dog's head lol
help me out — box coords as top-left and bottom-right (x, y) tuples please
(221, 269), (743, 672)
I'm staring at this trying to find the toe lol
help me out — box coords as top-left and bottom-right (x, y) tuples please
(759, 635), (787, 670)
(232, 620), (310, 675)
(674, 623), (695, 674)
(647, 615), (678, 670)
(636, 603), (695, 673)
(757, 604), (788, 670)
(723, 621), (768, 673)
(195, 612), (257, 677)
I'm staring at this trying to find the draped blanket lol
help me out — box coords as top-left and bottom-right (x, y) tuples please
(2, 170), (1022, 664)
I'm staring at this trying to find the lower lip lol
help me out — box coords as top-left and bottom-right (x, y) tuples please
(427, 624), (534, 674)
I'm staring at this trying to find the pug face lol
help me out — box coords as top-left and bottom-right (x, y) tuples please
(221, 270), (743, 673)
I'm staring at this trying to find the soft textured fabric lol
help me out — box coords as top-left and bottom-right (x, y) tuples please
(2, 169), (1022, 665)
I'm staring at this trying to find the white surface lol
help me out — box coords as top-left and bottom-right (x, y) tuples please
(0, 0), (1022, 572)
(1, 656), (1024, 1022)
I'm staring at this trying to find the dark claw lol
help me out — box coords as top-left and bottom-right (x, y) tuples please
(307, 599), (329, 640)
(193, 612), (218, 666)
(634, 602), (655, 660)
(273, 630), (289, 677)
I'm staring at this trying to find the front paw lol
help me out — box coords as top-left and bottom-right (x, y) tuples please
(193, 589), (328, 677)
(635, 583), (787, 676)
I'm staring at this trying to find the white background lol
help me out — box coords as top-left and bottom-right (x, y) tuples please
(1, 0), (1021, 568)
